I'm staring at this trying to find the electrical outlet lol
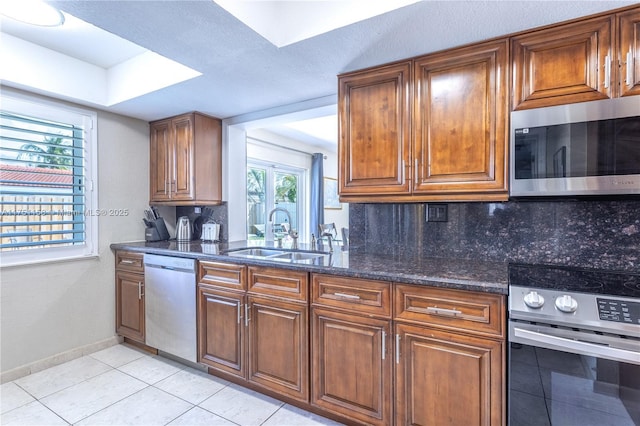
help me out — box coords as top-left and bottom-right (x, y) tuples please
(426, 204), (448, 222)
(194, 207), (201, 214)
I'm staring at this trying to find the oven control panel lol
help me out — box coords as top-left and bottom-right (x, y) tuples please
(597, 298), (640, 324)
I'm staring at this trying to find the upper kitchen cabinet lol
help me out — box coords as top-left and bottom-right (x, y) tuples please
(413, 39), (509, 198)
(338, 39), (509, 202)
(512, 5), (640, 109)
(149, 112), (222, 205)
(619, 7), (640, 97)
(338, 61), (412, 197)
(511, 16), (614, 110)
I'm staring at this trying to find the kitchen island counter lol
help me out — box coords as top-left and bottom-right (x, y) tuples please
(110, 240), (508, 294)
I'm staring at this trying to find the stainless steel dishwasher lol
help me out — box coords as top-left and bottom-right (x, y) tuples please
(143, 254), (197, 363)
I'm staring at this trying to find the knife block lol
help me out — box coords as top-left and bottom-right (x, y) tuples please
(145, 218), (170, 242)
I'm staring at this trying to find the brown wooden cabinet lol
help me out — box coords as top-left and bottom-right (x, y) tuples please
(247, 295), (308, 402)
(511, 16), (614, 110)
(198, 285), (245, 379)
(310, 274), (393, 426)
(338, 39), (509, 202)
(619, 7), (640, 97)
(246, 266), (309, 402)
(197, 262), (310, 402)
(395, 323), (503, 426)
(149, 112), (222, 205)
(512, 5), (640, 109)
(413, 39), (508, 197)
(198, 261), (246, 378)
(338, 61), (412, 196)
(115, 251), (145, 342)
(394, 284), (505, 426)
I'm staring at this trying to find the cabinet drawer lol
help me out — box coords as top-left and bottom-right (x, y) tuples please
(394, 284), (505, 338)
(115, 251), (144, 273)
(199, 261), (246, 291)
(248, 266), (308, 301)
(312, 274), (391, 318)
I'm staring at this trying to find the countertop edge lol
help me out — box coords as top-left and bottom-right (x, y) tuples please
(110, 242), (509, 295)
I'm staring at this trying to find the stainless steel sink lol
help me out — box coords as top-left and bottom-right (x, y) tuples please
(270, 252), (325, 261)
(225, 248), (285, 258)
(224, 247), (330, 264)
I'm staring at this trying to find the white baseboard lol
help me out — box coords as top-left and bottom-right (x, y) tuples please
(1, 336), (123, 384)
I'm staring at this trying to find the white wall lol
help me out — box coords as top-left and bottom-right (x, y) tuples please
(1, 89), (149, 377)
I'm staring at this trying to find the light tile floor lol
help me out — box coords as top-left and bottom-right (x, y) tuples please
(1, 344), (344, 426)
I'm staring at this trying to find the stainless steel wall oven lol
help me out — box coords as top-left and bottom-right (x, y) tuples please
(508, 264), (640, 425)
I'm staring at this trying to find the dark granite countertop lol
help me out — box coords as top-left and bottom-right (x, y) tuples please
(110, 240), (509, 295)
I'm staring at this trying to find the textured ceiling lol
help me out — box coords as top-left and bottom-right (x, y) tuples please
(9, 0), (639, 124)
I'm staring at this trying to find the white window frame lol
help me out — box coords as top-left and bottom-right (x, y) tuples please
(0, 93), (98, 267)
(247, 159), (306, 242)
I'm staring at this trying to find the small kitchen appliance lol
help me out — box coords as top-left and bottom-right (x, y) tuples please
(201, 221), (220, 242)
(508, 264), (640, 425)
(176, 216), (192, 242)
(510, 96), (640, 197)
(144, 218), (170, 242)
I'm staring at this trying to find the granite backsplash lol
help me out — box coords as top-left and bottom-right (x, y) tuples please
(349, 199), (640, 272)
(176, 203), (228, 242)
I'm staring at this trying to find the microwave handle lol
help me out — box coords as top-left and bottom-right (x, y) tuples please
(512, 326), (640, 365)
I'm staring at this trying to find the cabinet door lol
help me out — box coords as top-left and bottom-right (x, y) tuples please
(149, 120), (171, 202)
(171, 115), (195, 200)
(197, 286), (245, 379)
(413, 39), (508, 198)
(247, 296), (308, 402)
(619, 8), (640, 97)
(512, 16), (613, 109)
(395, 323), (503, 426)
(311, 308), (392, 426)
(338, 61), (411, 197)
(115, 271), (145, 342)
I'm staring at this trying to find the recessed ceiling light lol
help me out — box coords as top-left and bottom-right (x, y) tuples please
(0, 0), (65, 27)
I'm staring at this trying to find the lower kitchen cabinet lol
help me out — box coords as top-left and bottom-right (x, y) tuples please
(197, 262), (310, 402)
(197, 285), (245, 378)
(310, 273), (393, 426)
(115, 270), (145, 342)
(192, 262), (506, 425)
(395, 323), (503, 426)
(115, 251), (145, 343)
(247, 295), (308, 402)
(311, 308), (392, 426)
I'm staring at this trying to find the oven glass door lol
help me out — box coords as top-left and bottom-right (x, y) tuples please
(509, 323), (640, 426)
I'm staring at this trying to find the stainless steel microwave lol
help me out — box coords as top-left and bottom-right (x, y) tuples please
(510, 97), (640, 197)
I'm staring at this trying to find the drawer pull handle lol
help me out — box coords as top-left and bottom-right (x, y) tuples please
(381, 330), (386, 360)
(245, 303), (250, 326)
(138, 282), (144, 299)
(334, 292), (360, 300)
(395, 334), (401, 364)
(120, 259), (136, 264)
(426, 306), (462, 317)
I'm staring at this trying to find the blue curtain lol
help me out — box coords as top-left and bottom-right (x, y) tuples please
(310, 153), (324, 240)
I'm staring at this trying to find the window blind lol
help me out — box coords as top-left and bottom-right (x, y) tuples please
(0, 111), (87, 251)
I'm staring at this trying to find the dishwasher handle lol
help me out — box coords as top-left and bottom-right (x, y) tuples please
(143, 254), (195, 274)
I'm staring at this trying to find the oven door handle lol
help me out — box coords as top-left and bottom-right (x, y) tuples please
(512, 326), (640, 365)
